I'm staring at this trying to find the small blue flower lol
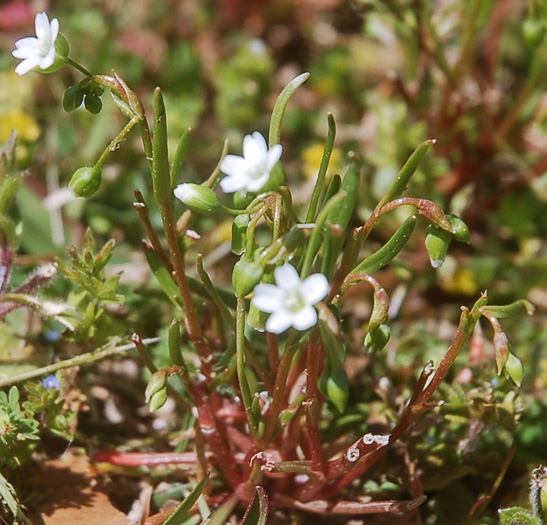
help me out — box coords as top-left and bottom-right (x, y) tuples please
(43, 374), (61, 389)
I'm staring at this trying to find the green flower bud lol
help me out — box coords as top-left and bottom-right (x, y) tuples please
(523, 18), (545, 49)
(149, 388), (168, 412)
(231, 214), (250, 255)
(425, 224), (452, 268)
(173, 183), (220, 213)
(319, 364), (349, 415)
(247, 302), (268, 332)
(503, 351), (523, 387)
(260, 163), (284, 192)
(145, 370), (168, 405)
(68, 166), (102, 198)
(447, 214), (471, 244)
(84, 93), (103, 114)
(232, 260), (264, 298)
(364, 323), (391, 354)
(233, 190), (254, 209)
(63, 85), (84, 112)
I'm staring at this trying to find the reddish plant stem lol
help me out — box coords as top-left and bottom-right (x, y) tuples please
(325, 307), (478, 495)
(193, 382), (242, 489)
(267, 333), (279, 376)
(92, 450), (212, 466)
(305, 332), (324, 472)
(263, 339), (299, 444)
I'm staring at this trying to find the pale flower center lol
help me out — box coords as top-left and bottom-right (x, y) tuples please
(283, 289), (305, 313)
(247, 157), (267, 180)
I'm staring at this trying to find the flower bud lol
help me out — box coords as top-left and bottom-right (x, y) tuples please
(425, 224), (452, 268)
(173, 183), (220, 213)
(319, 363), (349, 415)
(69, 166), (102, 198)
(447, 214), (471, 244)
(145, 370), (168, 412)
(523, 18), (545, 49)
(503, 351), (523, 387)
(364, 323), (391, 354)
(232, 260), (263, 298)
(233, 190), (254, 209)
(231, 214), (250, 255)
(63, 85), (84, 112)
(149, 388), (168, 412)
(247, 302), (268, 332)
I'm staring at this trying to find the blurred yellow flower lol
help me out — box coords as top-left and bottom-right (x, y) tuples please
(440, 266), (477, 296)
(0, 71), (40, 143)
(0, 108), (40, 142)
(302, 142), (343, 180)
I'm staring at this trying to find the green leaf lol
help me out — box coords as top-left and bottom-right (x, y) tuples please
(499, 506), (538, 525)
(242, 487), (269, 525)
(203, 494), (239, 525)
(268, 72), (310, 147)
(171, 127), (193, 189)
(378, 139), (436, 208)
(0, 472), (32, 524)
(483, 300), (535, 319)
(163, 474), (209, 525)
(152, 87), (171, 208)
(351, 215), (417, 275)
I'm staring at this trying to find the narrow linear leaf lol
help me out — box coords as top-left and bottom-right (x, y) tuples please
(164, 474), (209, 525)
(171, 127), (193, 189)
(152, 87), (171, 208)
(351, 215), (417, 275)
(268, 72), (310, 147)
(242, 486), (270, 525)
(378, 140), (436, 207)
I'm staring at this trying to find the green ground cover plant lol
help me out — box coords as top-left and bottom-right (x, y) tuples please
(0, 1), (545, 524)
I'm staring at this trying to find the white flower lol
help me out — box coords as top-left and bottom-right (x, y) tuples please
(12, 12), (59, 76)
(251, 264), (328, 334)
(219, 132), (282, 193)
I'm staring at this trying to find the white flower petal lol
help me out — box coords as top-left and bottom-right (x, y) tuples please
(245, 172), (270, 192)
(49, 18), (60, 42)
(243, 132), (268, 161)
(35, 12), (50, 41)
(15, 57), (41, 75)
(266, 144), (283, 170)
(291, 306), (318, 331)
(39, 47), (56, 69)
(266, 310), (293, 334)
(12, 37), (39, 54)
(252, 284), (285, 313)
(220, 175), (247, 193)
(274, 264), (301, 290)
(300, 273), (329, 305)
(220, 155), (248, 176)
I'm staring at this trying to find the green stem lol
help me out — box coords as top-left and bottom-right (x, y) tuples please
(95, 118), (139, 169)
(236, 298), (259, 440)
(0, 338), (160, 388)
(66, 57), (93, 77)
